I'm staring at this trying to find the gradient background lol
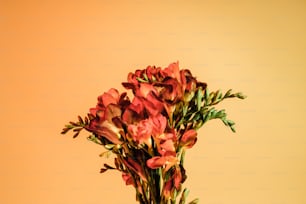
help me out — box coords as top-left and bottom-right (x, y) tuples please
(1, 1), (306, 203)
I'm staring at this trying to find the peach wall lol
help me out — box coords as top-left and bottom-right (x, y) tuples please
(1, 1), (305, 203)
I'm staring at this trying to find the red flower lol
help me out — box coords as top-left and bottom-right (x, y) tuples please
(162, 179), (173, 199)
(123, 158), (147, 182)
(136, 82), (158, 98)
(158, 139), (175, 156)
(162, 62), (181, 82)
(122, 97), (145, 124)
(122, 172), (134, 186)
(157, 77), (183, 103)
(140, 92), (164, 116)
(101, 88), (119, 106)
(88, 120), (123, 144)
(180, 129), (198, 148)
(145, 65), (162, 81)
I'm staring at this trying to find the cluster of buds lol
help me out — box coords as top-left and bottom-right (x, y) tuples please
(62, 62), (246, 204)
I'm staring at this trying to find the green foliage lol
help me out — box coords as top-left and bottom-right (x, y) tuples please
(174, 88), (246, 133)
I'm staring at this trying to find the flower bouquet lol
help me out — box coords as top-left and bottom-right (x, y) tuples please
(61, 62), (246, 204)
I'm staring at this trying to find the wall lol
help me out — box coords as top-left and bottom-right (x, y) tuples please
(1, 1), (305, 203)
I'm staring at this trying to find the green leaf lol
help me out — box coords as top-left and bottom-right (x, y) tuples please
(87, 135), (102, 145)
(136, 77), (147, 82)
(143, 73), (149, 81)
(179, 188), (189, 204)
(196, 88), (204, 111)
(224, 89), (232, 98)
(99, 150), (112, 158)
(188, 198), (199, 204)
(236, 92), (247, 99)
(105, 144), (115, 150)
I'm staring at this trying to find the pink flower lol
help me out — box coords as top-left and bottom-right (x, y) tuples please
(180, 129), (197, 148)
(151, 114), (167, 137)
(128, 119), (153, 147)
(158, 139), (175, 156)
(122, 172), (134, 186)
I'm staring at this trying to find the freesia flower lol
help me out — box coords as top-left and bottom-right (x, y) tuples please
(151, 114), (167, 137)
(128, 118), (153, 147)
(146, 152), (177, 172)
(122, 172), (134, 186)
(123, 158), (147, 182)
(180, 129), (197, 148)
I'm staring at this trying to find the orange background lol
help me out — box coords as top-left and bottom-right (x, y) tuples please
(1, 1), (306, 203)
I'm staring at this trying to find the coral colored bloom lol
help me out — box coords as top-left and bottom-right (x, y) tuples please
(140, 93), (164, 116)
(181, 129), (197, 148)
(122, 172), (134, 186)
(99, 88), (120, 107)
(136, 83), (157, 98)
(151, 114), (167, 137)
(162, 62), (181, 82)
(146, 153), (177, 171)
(128, 119), (153, 146)
(88, 120), (123, 144)
(159, 77), (183, 102)
(158, 139), (175, 156)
